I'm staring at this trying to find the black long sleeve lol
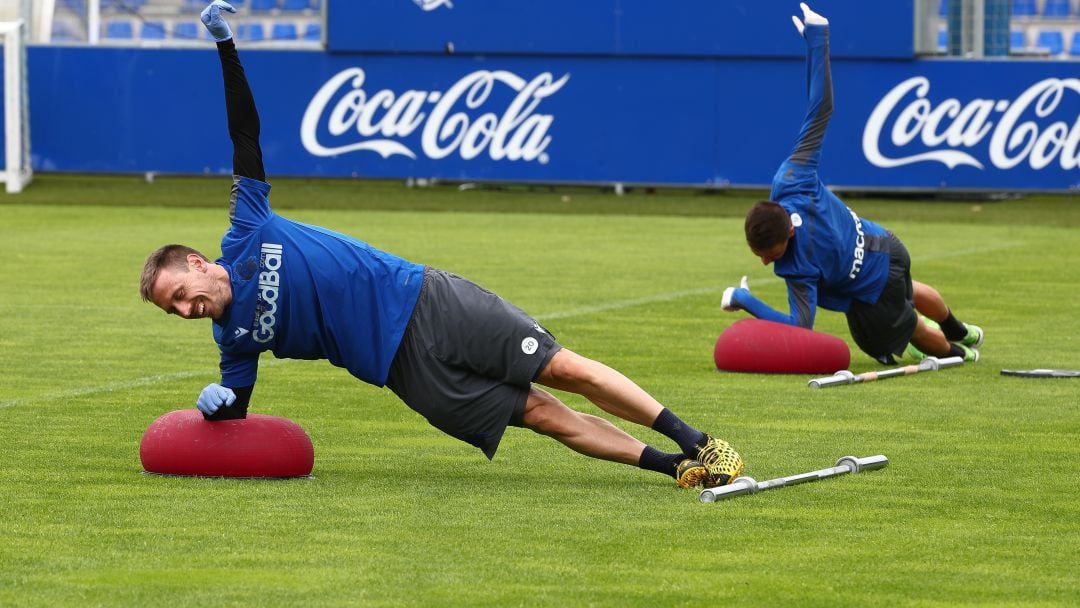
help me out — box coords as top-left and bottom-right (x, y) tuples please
(202, 385), (254, 421)
(217, 39), (266, 182)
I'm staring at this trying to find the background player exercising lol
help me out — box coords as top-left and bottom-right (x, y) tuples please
(139, 1), (743, 489)
(720, 4), (983, 366)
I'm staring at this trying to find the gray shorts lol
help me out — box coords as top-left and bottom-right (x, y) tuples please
(845, 233), (917, 364)
(385, 267), (561, 459)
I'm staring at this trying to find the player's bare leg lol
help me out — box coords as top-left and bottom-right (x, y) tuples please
(532, 349), (743, 486)
(910, 315), (952, 357)
(913, 280), (950, 320)
(519, 387), (708, 487)
(520, 386), (647, 465)
(909, 280), (982, 360)
(534, 349), (663, 426)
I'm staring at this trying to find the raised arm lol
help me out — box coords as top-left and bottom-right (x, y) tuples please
(189, 2), (263, 421)
(202, 1), (266, 182)
(786, 3), (832, 169)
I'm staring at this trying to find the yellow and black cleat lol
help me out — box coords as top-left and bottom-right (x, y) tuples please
(696, 435), (744, 487)
(675, 459), (709, 489)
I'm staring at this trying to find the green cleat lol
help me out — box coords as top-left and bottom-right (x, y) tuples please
(957, 343), (980, 362)
(904, 342), (927, 361)
(960, 324), (984, 348)
(694, 435), (744, 487)
(675, 459), (709, 489)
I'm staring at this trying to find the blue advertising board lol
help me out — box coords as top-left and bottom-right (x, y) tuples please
(326, 0), (915, 59)
(27, 46), (1080, 191)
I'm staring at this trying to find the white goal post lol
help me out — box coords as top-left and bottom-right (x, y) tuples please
(1, 20), (32, 194)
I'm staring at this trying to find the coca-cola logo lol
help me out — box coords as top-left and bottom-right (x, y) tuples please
(413, 0), (453, 11)
(863, 76), (1080, 171)
(301, 68), (570, 164)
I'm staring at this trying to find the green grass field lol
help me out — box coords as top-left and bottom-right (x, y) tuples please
(2, 175), (1078, 607)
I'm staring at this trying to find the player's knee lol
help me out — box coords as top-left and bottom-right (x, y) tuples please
(914, 281), (942, 301)
(546, 351), (605, 390)
(521, 392), (572, 436)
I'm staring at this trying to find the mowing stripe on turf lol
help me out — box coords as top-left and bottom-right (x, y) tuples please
(0, 240), (1024, 408)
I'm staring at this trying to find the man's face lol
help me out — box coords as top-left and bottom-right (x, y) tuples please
(149, 255), (229, 320)
(750, 224), (795, 266)
(752, 238), (789, 266)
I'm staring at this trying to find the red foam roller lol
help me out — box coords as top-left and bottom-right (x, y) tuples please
(140, 410), (314, 478)
(714, 318), (850, 374)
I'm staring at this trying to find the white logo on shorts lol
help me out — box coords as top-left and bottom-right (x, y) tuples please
(521, 337), (539, 355)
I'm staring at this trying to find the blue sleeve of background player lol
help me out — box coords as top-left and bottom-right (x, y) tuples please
(729, 279), (818, 329)
(769, 23), (833, 203)
(787, 24), (833, 170)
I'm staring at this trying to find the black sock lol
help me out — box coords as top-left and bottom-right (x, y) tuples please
(651, 408), (707, 458)
(638, 446), (685, 479)
(947, 343), (967, 358)
(940, 311), (969, 342)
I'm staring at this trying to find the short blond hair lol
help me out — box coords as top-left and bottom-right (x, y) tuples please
(139, 244), (209, 302)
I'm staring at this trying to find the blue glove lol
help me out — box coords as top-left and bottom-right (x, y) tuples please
(196, 383), (237, 415)
(201, 1), (237, 42)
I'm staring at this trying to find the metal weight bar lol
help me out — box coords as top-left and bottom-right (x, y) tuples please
(808, 356), (964, 389)
(699, 455), (889, 503)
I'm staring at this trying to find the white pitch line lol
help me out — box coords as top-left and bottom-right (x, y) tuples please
(0, 370), (213, 409)
(911, 241), (1025, 262)
(0, 239), (1025, 410)
(0, 304), (135, 311)
(0, 360), (285, 410)
(535, 286), (721, 321)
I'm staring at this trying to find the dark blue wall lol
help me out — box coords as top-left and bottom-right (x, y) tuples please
(21, 1), (1080, 191)
(28, 45), (1080, 191)
(327, 0), (915, 59)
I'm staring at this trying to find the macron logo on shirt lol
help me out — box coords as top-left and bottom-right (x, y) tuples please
(848, 210), (866, 280)
(253, 242), (284, 344)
